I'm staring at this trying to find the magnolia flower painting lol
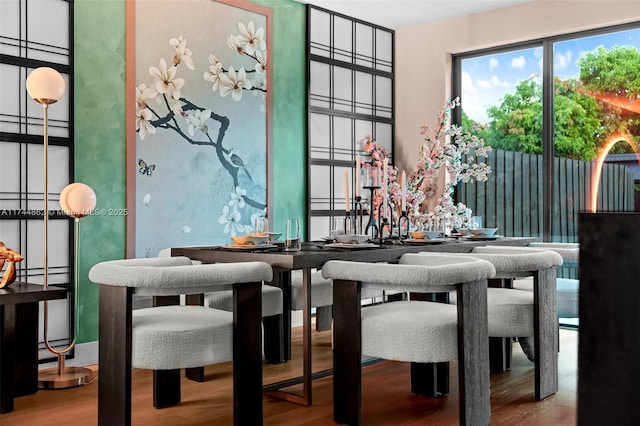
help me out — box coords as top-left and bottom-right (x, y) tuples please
(134, 0), (270, 257)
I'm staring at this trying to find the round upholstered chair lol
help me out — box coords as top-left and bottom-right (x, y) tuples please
(158, 248), (285, 363)
(290, 269), (334, 330)
(321, 255), (496, 426)
(403, 246), (563, 401)
(514, 242), (580, 319)
(89, 256), (272, 425)
(205, 283), (284, 363)
(290, 269), (386, 330)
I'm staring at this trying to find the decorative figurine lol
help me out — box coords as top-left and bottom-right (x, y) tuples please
(0, 241), (24, 288)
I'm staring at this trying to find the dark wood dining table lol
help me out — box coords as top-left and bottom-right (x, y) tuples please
(172, 236), (539, 406)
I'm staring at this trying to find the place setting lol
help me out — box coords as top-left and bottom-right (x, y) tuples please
(321, 211), (378, 250)
(324, 233), (379, 250)
(403, 230), (451, 244)
(461, 228), (502, 241)
(220, 218), (283, 251)
(456, 217), (502, 241)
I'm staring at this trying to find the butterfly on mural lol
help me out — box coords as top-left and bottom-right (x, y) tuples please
(138, 158), (155, 176)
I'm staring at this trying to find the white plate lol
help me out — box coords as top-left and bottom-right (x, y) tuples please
(222, 244), (278, 250)
(334, 234), (370, 244)
(403, 238), (448, 244)
(325, 242), (379, 249)
(464, 235), (502, 241)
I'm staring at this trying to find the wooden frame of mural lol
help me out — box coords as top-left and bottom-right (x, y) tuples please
(126, 0), (272, 257)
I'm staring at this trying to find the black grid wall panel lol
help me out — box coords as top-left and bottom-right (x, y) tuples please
(0, 0), (74, 357)
(307, 5), (394, 241)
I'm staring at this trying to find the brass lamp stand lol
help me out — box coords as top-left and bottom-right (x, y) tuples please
(26, 67), (95, 389)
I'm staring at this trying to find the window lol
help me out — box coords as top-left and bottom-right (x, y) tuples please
(307, 5), (394, 240)
(457, 45), (544, 238)
(454, 23), (639, 243)
(0, 0), (74, 358)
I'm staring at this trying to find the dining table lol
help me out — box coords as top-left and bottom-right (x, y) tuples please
(172, 235), (540, 406)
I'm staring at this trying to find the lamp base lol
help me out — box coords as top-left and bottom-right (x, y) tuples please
(38, 366), (94, 390)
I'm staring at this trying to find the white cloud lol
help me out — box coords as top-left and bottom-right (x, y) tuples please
(555, 49), (573, 70)
(533, 46), (543, 59)
(477, 78), (491, 89)
(511, 55), (526, 69)
(475, 75), (512, 89)
(489, 57), (498, 70)
(461, 71), (478, 96)
(490, 75), (511, 88)
(463, 104), (489, 124)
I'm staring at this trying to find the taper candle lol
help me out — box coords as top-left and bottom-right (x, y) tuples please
(401, 170), (407, 212)
(355, 154), (360, 197)
(383, 161), (388, 220)
(344, 168), (350, 213)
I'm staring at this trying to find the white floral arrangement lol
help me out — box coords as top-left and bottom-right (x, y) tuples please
(409, 97), (492, 228)
(359, 97), (492, 230)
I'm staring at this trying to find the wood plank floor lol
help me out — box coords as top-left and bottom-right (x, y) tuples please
(2, 328), (577, 425)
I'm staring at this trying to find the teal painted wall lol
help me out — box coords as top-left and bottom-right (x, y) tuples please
(74, 0), (127, 343)
(249, 0), (307, 236)
(74, 0), (306, 343)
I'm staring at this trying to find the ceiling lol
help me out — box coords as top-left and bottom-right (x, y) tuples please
(296, 0), (534, 30)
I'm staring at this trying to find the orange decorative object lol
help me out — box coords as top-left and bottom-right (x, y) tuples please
(0, 241), (24, 288)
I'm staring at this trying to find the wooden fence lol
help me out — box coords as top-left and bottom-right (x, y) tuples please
(457, 149), (635, 243)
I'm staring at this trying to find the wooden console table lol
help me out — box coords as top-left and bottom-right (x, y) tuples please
(0, 282), (67, 413)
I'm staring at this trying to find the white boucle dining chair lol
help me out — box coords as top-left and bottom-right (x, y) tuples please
(402, 246), (563, 401)
(322, 255), (496, 426)
(290, 269), (334, 330)
(290, 269), (386, 329)
(517, 242), (580, 319)
(205, 285), (284, 363)
(89, 256), (272, 426)
(158, 248), (285, 363)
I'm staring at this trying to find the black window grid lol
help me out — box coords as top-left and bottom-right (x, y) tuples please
(307, 5), (394, 240)
(0, 0), (74, 360)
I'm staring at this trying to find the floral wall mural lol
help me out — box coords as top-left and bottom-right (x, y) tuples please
(133, 0), (270, 257)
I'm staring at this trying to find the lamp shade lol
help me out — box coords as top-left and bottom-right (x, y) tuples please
(26, 67), (66, 104)
(60, 183), (97, 218)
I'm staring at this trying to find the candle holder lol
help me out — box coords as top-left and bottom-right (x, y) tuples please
(363, 185), (380, 239)
(397, 210), (410, 240)
(353, 195), (364, 235)
(377, 201), (396, 244)
(343, 212), (353, 235)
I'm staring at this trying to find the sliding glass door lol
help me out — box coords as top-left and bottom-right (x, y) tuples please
(457, 45), (544, 238)
(454, 24), (639, 243)
(552, 28), (640, 240)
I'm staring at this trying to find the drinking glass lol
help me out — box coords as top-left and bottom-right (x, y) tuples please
(329, 217), (339, 238)
(469, 215), (483, 230)
(254, 217), (268, 236)
(343, 215), (355, 235)
(285, 219), (301, 251)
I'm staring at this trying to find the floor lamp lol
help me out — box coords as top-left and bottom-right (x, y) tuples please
(26, 67), (94, 389)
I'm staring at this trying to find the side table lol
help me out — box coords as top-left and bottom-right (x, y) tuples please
(0, 282), (67, 413)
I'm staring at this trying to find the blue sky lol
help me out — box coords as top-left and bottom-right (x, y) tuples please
(461, 28), (640, 124)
